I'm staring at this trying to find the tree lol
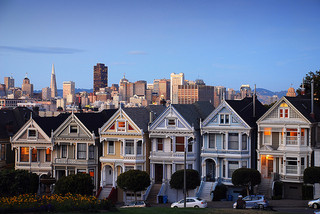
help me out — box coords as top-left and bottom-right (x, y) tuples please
(297, 70), (320, 101)
(304, 167), (320, 184)
(54, 173), (94, 195)
(169, 169), (200, 195)
(117, 170), (150, 201)
(232, 168), (261, 196)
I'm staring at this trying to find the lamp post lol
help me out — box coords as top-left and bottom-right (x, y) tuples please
(184, 137), (193, 208)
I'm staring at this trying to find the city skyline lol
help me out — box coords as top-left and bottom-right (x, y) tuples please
(0, 0), (319, 91)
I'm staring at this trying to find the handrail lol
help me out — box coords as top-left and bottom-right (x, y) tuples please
(96, 186), (102, 198)
(196, 181), (204, 198)
(108, 187), (117, 204)
(142, 182), (153, 201)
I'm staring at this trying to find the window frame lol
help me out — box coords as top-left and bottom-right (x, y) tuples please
(219, 114), (230, 125)
(167, 118), (176, 126)
(175, 136), (185, 152)
(45, 148), (51, 162)
(108, 141), (115, 154)
(61, 145), (67, 158)
(20, 147), (29, 162)
(28, 128), (37, 140)
(70, 125), (78, 134)
(228, 133), (239, 150)
(157, 138), (163, 151)
(209, 134), (215, 149)
(117, 120), (126, 132)
(77, 143), (87, 159)
(125, 140), (134, 155)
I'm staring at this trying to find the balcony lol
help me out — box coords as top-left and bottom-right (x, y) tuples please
(54, 158), (97, 165)
(150, 151), (195, 159)
(16, 162), (51, 169)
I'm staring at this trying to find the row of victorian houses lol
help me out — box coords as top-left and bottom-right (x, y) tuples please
(4, 94), (320, 202)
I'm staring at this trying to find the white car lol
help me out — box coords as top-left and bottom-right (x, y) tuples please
(171, 197), (207, 208)
(308, 198), (320, 209)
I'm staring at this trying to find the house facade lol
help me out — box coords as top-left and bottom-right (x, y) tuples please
(148, 102), (214, 202)
(256, 96), (320, 199)
(99, 106), (165, 202)
(200, 98), (266, 200)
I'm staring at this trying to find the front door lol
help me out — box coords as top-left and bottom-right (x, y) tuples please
(267, 159), (273, 177)
(206, 159), (215, 181)
(155, 164), (163, 183)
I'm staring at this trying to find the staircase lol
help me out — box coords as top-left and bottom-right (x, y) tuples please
(258, 178), (273, 198)
(98, 185), (113, 200)
(199, 182), (214, 201)
(146, 183), (161, 204)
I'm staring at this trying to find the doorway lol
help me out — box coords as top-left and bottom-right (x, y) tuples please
(155, 164), (163, 184)
(205, 159), (215, 181)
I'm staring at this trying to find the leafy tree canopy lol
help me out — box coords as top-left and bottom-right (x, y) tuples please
(297, 70), (320, 101)
(54, 173), (94, 195)
(169, 169), (200, 190)
(304, 167), (320, 184)
(117, 170), (150, 194)
(232, 168), (261, 196)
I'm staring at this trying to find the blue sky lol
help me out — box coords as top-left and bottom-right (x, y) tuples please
(0, 0), (319, 91)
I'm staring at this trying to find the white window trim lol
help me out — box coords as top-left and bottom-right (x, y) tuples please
(108, 141), (115, 154)
(279, 107), (290, 118)
(219, 114), (230, 125)
(69, 124), (78, 134)
(167, 118), (176, 127)
(27, 128), (38, 140)
(116, 120), (126, 132)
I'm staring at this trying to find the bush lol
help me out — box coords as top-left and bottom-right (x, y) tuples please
(0, 169), (39, 197)
(302, 185), (313, 200)
(232, 168), (261, 196)
(272, 181), (283, 200)
(304, 167), (320, 184)
(170, 169), (200, 190)
(54, 173), (94, 196)
(212, 184), (227, 201)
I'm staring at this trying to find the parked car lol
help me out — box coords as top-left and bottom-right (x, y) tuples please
(171, 197), (207, 208)
(308, 198), (320, 209)
(121, 201), (149, 208)
(233, 195), (269, 209)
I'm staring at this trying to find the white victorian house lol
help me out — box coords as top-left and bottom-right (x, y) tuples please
(200, 97), (266, 200)
(256, 96), (320, 199)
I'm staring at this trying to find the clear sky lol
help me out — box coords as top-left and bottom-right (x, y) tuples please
(0, 0), (319, 91)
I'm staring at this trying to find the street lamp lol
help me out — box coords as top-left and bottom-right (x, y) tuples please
(184, 137), (194, 208)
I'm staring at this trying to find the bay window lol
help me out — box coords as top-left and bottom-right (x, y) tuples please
(286, 157), (297, 174)
(125, 140), (134, 155)
(228, 133), (239, 150)
(209, 134), (215, 148)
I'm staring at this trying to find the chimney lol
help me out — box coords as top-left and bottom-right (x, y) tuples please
(149, 111), (154, 124)
(253, 84), (256, 118)
(301, 78), (305, 96)
(311, 79), (315, 119)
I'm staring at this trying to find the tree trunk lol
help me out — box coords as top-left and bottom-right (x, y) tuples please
(134, 192), (137, 201)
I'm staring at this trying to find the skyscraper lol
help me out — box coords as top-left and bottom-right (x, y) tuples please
(93, 63), (108, 93)
(4, 76), (14, 92)
(50, 64), (57, 98)
(63, 81), (75, 105)
(170, 73), (184, 104)
(21, 74), (33, 97)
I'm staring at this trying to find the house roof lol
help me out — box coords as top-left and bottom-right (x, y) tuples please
(226, 97), (267, 127)
(285, 96), (320, 123)
(33, 114), (69, 137)
(172, 101), (214, 129)
(0, 107), (34, 139)
(123, 105), (166, 131)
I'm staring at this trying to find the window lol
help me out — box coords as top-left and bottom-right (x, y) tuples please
(70, 125), (78, 133)
(28, 129), (37, 139)
(0, 144), (5, 160)
(242, 134), (248, 150)
(61, 145), (67, 158)
(31, 148), (37, 162)
(209, 134), (215, 148)
(286, 129), (298, 145)
(242, 161), (247, 168)
(228, 161), (238, 178)
(157, 139), (163, 151)
(45, 148), (51, 162)
(176, 137), (184, 152)
(279, 103), (289, 118)
(89, 145), (94, 159)
(125, 166), (134, 172)
(220, 114), (230, 124)
(136, 165), (143, 171)
(20, 147), (29, 162)
(109, 123), (115, 130)
(176, 164), (184, 171)
(125, 140), (134, 155)
(263, 128), (272, 145)
(286, 157), (297, 174)
(137, 141), (142, 155)
(301, 129), (305, 145)
(168, 119), (176, 126)
(301, 157), (305, 174)
(128, 124), (134, 130)
(108, 141), (115, 154)
(117, 121), (126, 131)
(77, 143), (87, 159)
(228, 133), (239, 150)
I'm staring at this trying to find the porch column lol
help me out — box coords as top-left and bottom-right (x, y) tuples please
(225, 132), (228, 150)
(201, 161), (205, 180)
(162, 161), (165, 182)
(239, 132), (242, 151)
(150, 163), (154, 182)
(86, 144), (89, 160)
(29, 147), (32, 164)
(100, 165), (104, 187)
(298, 126), (301, 147)
(134, 139), (137, 156)
(216, 159), (220, 179)
(283, 127), (287, 146)
(172, 136), (176, 153)
(283, 156), (287, 175)
(113, 166), (115, 187)
(297, 155), (301, 176)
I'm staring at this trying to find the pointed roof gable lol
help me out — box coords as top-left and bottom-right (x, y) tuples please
(172, 101), (214, 129)
(226, 97), (267, 127)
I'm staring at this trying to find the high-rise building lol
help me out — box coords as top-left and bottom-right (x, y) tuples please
(213, 86), (226, 107)
(134, 80), (147, 96)
(4, 76), (14, 93)
(50, 64), (57, 98)
(177, 80), (214, 104)
(42, 87), (51, 101)
(227, 88), (236, 100)
(158, 79), (170, 101)
(170, 73), (184, 104)
(93, 63), (108, 93)
(240, 85), (252, 99)
(63, 81), (75, 105)
(21, 74), (33, 97)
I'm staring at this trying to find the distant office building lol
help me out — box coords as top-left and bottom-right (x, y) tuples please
(4, 76), (14, 93)
(63, 81), (75, 104)
(135, 80), (147, 96)
(56, 98), (66, 111)
(119, 75), (135, 102)
(178, 84), (214, 104)
(153, 79), (160, 95)
(93, 63), (108, 93)
(170, 73), (184, 104)
(158, 79), (170, 101)
(50, 64), (57, 98)
(240, 84), (252, 99)
(42, 87), (51, 101)
(0, 84), (6, 97)
(214, 86), (226, 108)
(286, 87), (296, 97)
(227, 88), (236, 100)
(21, 75), (33, 98)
